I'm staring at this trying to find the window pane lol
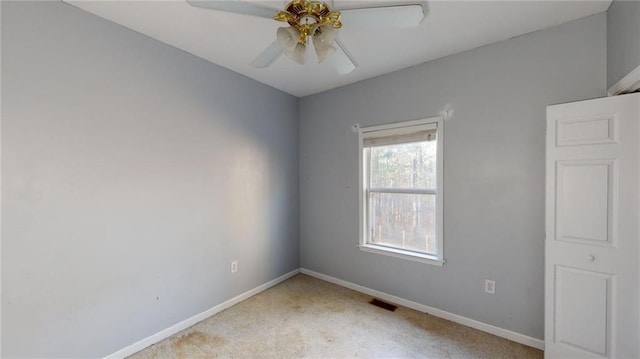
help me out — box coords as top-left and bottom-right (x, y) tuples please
(369, 140), (437, 189)
(369, 192), (436, 254)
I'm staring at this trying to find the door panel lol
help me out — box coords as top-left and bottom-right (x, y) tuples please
(556, 114), (618, 147)
(556, 160), (615, 246)
(554, 266), (613, 357)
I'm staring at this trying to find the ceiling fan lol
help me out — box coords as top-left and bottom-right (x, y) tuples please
(186, 0), (425, 74)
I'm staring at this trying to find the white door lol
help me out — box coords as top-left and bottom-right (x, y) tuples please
(545, 93), (640, 358)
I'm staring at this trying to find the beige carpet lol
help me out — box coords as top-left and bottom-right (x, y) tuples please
(130, 274), (543, 359)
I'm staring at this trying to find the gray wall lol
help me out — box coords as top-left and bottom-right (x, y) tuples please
(1, 2), (299, 357)
(299, 13), (606, 341)
(607, 0), (640, 88)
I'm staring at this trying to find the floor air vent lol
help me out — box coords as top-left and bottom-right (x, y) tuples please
(369, 298), (397, 312)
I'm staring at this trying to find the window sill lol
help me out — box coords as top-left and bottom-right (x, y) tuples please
(358, 244), (445, 266)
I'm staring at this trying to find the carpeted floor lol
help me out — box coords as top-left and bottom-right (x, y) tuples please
(129, 274), (543, 358)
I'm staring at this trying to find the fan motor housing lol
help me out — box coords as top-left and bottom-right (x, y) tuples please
(275, 0), (342, 30)
(286, 0), (332, 23)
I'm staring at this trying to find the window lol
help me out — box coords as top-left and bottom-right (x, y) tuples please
(359, 117), (444, 266)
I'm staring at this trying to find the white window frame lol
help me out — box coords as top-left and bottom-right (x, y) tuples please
(358, 116), (444, 266)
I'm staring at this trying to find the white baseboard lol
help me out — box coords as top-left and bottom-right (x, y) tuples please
(608, 64), (640, 96)
(104, 269), (301, 359)
(300, 268), (544, 351)
(105, 267), (543, 358)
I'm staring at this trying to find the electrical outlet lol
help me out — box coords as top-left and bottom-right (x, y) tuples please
(231, 261), (238, 273)
(485, 280), (495, 294)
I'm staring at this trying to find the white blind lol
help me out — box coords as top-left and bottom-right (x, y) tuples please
(362, 123), (437, 147)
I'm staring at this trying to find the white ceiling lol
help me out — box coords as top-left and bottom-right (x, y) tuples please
(64, 0), (611, 97)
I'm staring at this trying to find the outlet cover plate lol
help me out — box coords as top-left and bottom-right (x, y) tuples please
(485, 280), (495, 294)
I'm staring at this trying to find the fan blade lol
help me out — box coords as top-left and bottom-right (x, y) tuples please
(328, 39), (356, 75)
(186, 0), (277, 19)
(340, 4), (424, 28)
(251, 41), (283, 68)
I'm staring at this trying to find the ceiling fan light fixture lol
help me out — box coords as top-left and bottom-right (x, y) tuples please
(272, 1), (346, 66)
(286, 42), (307, 65)
(276, 26), (300, 52)
(312, 24), (336, 63)
(277, 26), (306, 65)
(312, 24), (335, 48)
